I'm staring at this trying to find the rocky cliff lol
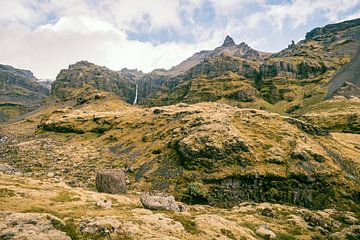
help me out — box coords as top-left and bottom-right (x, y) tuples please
(52, 61), (136, 104)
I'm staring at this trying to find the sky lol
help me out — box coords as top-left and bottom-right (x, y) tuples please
(0, 0), (360, 79)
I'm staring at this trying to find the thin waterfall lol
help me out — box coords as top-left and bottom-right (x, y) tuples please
(133, 83), (138, 105)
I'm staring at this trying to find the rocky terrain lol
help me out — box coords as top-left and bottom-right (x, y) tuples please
(1, 18), (360, 239)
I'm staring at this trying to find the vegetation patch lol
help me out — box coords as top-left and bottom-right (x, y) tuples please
(172, 215), (199, 235)
(220, 228), (236, 240)
(0, 188), (16, 197)
(51, 190), (80, 203)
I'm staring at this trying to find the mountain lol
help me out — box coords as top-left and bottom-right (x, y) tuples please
(0, 64), (50, 122)
(144, 18), (360, 112)
(47, 18), (360, 112)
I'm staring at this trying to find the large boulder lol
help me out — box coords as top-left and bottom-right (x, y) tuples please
(140, 192), (188, 212)
(96, 169), (127, 194)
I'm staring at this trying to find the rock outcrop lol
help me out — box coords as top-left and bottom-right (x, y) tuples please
(221, 35), (236, 47)
(0, 212), (70, 240)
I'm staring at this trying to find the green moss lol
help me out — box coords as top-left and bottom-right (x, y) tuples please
(181, 182), (209, 205)
(275, 233), (297, 240)
(51, 190), (80, 203)
(172, 215), (199, 235)
(220, 228), (236, 239)
(0, 188), (16, 197)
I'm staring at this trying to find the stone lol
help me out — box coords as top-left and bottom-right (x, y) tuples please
(255, 225), (276, 239)
(47, 172), (55, 178)
(96, 199), (112, 209)
(0, 212), (70, 240)
(96, 169), (127, 194)
(140, 192), (188, 212)
(80, 217), (122, 235)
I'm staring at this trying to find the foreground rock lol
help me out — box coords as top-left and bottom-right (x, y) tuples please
(140, 192), (188, 212)
(96, 169), (127, 194)
(0, 212), (70, 240)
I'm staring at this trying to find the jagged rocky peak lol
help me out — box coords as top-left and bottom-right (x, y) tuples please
(221, 35), (236, 47)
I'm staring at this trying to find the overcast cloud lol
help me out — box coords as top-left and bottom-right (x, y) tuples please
(0, 0), (359, 79)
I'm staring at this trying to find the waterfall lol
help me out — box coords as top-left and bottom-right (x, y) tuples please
(133, 83), (138, 105)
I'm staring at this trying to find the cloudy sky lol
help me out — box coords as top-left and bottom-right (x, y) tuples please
(1, 0), (360, 79)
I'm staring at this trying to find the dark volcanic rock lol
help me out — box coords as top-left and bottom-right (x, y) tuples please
(96, 169), (127, 194)
(327, 48), (360, 98)
(222, 35), (236, 47)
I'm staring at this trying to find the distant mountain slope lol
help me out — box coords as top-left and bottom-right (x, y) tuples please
(168, 35), (270, 75)
(0, 64), (50, 122)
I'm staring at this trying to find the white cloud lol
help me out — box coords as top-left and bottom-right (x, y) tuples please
(250, 0), (360, 31)
(0, 0), (359, 79)
(0, 15), (213, 79)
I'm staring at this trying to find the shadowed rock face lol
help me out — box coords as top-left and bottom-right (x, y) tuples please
(327, 48), (360, 98)
(222, 35), (236, 47)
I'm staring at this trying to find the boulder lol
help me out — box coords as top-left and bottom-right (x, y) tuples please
(96, 169), (127, 194)
(255, 225), (276, 239)
(140, 192), (188, 212)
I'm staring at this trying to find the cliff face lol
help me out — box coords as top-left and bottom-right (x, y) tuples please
(52, 61), (136, 104)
